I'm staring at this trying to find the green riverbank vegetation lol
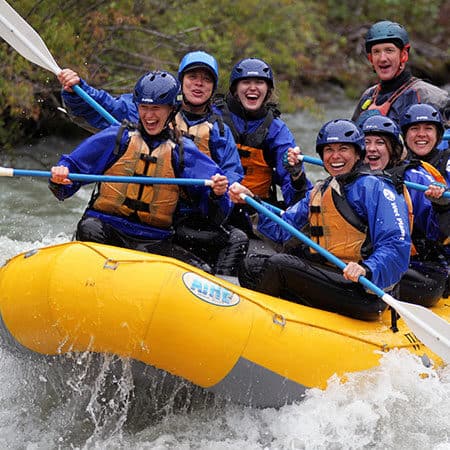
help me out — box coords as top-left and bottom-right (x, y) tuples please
(0, 0), (448, 149)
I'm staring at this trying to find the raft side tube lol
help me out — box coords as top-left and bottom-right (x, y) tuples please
(0, 242), (255, 387)
(0, 242), (447, 394)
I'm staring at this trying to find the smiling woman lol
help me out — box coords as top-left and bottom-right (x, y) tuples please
(401, 104), (446, 158)
(321, 143), (360, 177)
(132, 72), (182, 135)
(229, 119), (413, 321)
(48, 69), (232, 273)
(363, 134), (392, 170)
(235, 78), (269, 112)
(214, 57), (311, 235)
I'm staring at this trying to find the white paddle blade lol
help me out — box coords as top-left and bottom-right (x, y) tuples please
(0, 0), (60, 74)
(382, 294), (450, 363)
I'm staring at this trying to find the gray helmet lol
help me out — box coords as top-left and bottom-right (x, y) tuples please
(365, 20), (409, 53)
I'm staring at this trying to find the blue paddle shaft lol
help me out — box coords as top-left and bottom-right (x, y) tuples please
(2, 168), (211, 186)
(243, 194), (385, 297)
(72, 85), (120, 126)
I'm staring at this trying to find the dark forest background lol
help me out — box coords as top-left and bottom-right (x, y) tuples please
(1, 0), (449, 149)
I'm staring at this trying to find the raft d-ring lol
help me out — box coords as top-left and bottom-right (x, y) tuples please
(272, 313), (286, 327)
(24, 249), (39, 258)
(103, 259), (118, 270)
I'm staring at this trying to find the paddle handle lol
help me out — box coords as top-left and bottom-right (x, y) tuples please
(0, 167), (13, 177)
(0, 167), (213, 186)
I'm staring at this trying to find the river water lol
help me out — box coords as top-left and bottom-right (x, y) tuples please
(0, 89), (449, 449)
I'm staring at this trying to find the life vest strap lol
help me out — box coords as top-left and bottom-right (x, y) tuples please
(309, 226), (324, 237)
(141, 154), (157, 163)
(123, 197), (151, 212)
(368, 77), (418, 114)
(238, 148), (251, 158)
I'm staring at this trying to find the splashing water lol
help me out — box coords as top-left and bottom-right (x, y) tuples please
(1, 232), (449, 449)
(1, 105), (449, 449)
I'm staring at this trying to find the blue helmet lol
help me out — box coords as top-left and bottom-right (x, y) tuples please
(229, 58), (274, 90)
(133, 71), (181, 106)
(361, 115), (404, 162)
(400, 103), (444, 141)
(365, 20), (409, 53)
(178, 51), (219, 89)
(316, 119), (365, 159)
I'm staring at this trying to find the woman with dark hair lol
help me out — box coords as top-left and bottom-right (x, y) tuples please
(214, 57), (311, 233)
(400, 103), (450, 184)
(362, 114), (449, 306)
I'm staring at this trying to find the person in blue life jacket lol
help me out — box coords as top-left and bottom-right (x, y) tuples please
(229, 119), (411, 321)
(49, 70), (232, 273)
(213, 57), (313, 234)
(351, 20), (450, 149)
(58, 52), (248, 276)
(400, 103), (450, 185)
(361, 114), (449, 306)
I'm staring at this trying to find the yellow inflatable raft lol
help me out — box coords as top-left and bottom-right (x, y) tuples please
(0, 241), (448, 407)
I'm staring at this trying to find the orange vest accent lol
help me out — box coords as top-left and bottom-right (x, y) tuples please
(239, 144), (273, 198)
(414, 161), (448, 248)
(366, 78), (418, 115)
(93, 131), (179, 228)
(175, 112), (212, 158)
(308, 179), (367, 263)
(420, 161), (447, 185)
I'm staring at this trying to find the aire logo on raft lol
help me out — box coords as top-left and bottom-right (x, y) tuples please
(182, 272), (240, 307)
